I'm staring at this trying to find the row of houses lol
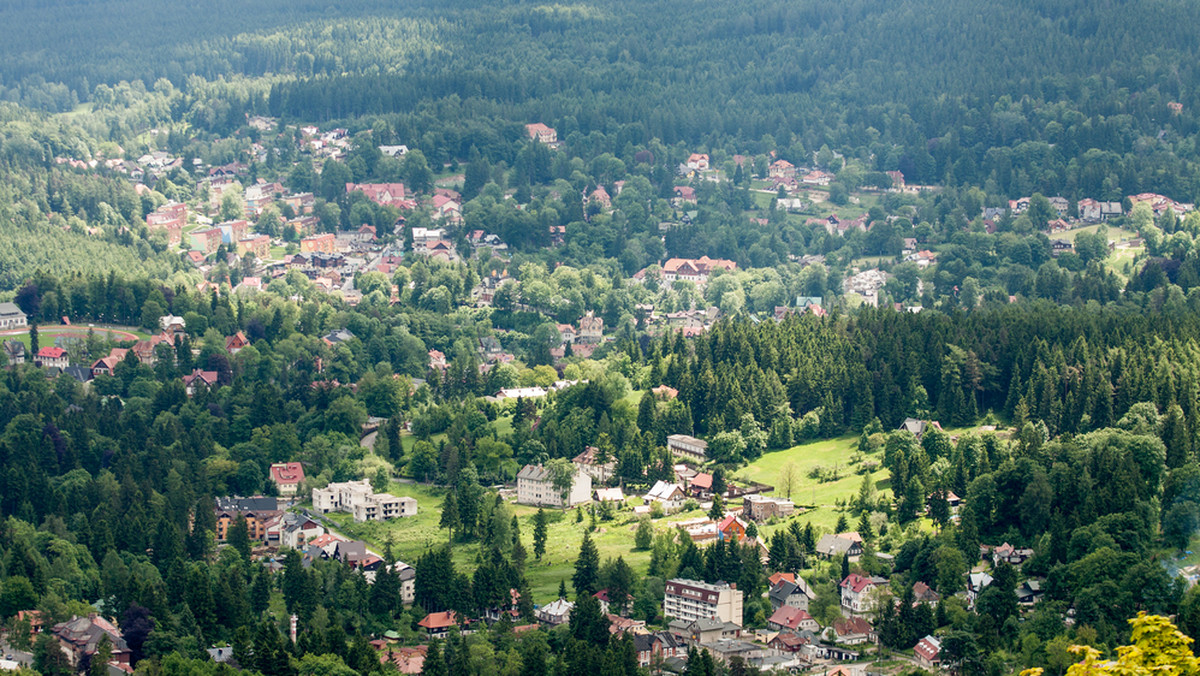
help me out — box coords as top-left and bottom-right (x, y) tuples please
(313, 479), (418, 522)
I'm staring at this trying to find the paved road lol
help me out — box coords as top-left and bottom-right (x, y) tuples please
(0, 638), (33, 668)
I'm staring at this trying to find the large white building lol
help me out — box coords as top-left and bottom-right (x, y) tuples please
(0, 303), (26, 331)
(516, 464), (592, 508)
(664, 579), (744, 626)
(667, 434), (708, 463)
(312, 479), (417, 522)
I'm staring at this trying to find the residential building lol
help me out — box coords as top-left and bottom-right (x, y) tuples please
(190, 227), (224, 254)
(769, 159), (796, 179)
(767, 605), (819, 634)
(573, 446), (616, 482)
(269, 462), (306, 497)
(418, 611), (459, 639)
(716, 515), (747, 543)
(0, 302), (27, 330)
(633, 632), (686, 668)
(914, 635), (942, 669)
(526, 123), (557, 144)
(160, 314), (187, 333)
(237, 235), (271, 259)
(217, 219), (250, 244)
(516, 463), (592, 508)
(742, 495), (794, 522)
(183, 369), (219, 396)
(898, 417), (943, 440)
(594, 487), (625, 503)
(839, 574), (888, 616)
(1017, 580), (1044, 606)
(660, 256), (737, 284)
(35, 347), (69, 369)
(312, 480), (417, 522)
(816, 532), (864, 560)
(214, 496), (280, 541)
(51, 614), (131, 669)
(301, 233), (336, 254)
(644, 481), (688, 513)
(536, 598), (573, 625)
(769, 578), (816, 612)
(912, 581), (941, 607)
(688, 472), (713, 497)
(346, 183), (412, 209)
(830, 616), (875, 644)
(686, 154), (710, 171)
(663, 579), (743, 625)
(226, 332), (250, 355)
(668, 617), (742, 645)
(992, 542), (1034, 566)
(578, 312), (604, 343)
(3, 340), (26, 366)
(667, 434), (708, 462)
(967, 572), (993, 606)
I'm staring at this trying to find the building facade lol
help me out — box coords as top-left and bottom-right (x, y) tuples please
(664, 579), (744, 625)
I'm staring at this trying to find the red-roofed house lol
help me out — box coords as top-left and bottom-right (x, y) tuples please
(36, 346), (69, 369)
(840, 574), (888, 616)
(914, 635), (941, 668)
(226, 331), (250, 355)
(526, 123), (557, 144)
(687, 154), (710, 171)
(769, 159), (796, 179)
(688, 472), (713, 497)
(183, 369), (219, 396)
(269, 462), (306, 497)
(673, 186), (697, 203)
(417, 611), (459, 639)
(768, 572), (797, 588)
(346, 183), (409, 207)
(91, 348), (128, 377)
(717, 515), (747, 543)
(831, 616), (875, 645)
(766, 605), (819, 633)
(432, 195), (462, 224)
(661, 256), (737, 284)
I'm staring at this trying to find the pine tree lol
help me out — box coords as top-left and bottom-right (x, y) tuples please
(708, 494), (725, 520)
(841, 553), (850, 580)
(422, 640), (447, 676)
(573, 533), (600, 595)
(228, 514), (252, 559)
(533, 508), (548, 559)
(440, 491), (460, 541)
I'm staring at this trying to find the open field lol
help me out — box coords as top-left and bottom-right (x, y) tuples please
(734, 435), (889, 537)
(323, 480), (670, 604)
(0, 323), (148, 346)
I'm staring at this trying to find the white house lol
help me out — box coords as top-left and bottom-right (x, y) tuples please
(312, 480), (417, 522)
(645, 481), (688, 513)
(536, 598), (573, 625)
(839, 574), (888, 616)
(516, 464), (592, 508)
(0, 303), (27, 330)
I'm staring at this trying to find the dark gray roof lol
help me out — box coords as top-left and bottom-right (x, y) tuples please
(215, 496), (279, 512)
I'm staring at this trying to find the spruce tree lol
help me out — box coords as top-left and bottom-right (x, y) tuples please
(532, 508), (548, 559)
(573, 533), (600, 595)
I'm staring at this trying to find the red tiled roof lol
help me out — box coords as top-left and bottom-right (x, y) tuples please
(418, 611), (458, 630)
(37, 347), (66, 358)
(270, 462), (305, 485)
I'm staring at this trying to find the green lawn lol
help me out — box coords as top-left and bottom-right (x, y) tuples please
(318, 481), (661, 605)
(734, 435), (890, 537)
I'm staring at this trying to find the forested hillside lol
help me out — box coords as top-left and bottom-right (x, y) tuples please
(5, 0), (1200, 200)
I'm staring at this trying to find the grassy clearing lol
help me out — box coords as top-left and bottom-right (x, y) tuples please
(322, 480), (665, 604)
(733, 435), (890, 538)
